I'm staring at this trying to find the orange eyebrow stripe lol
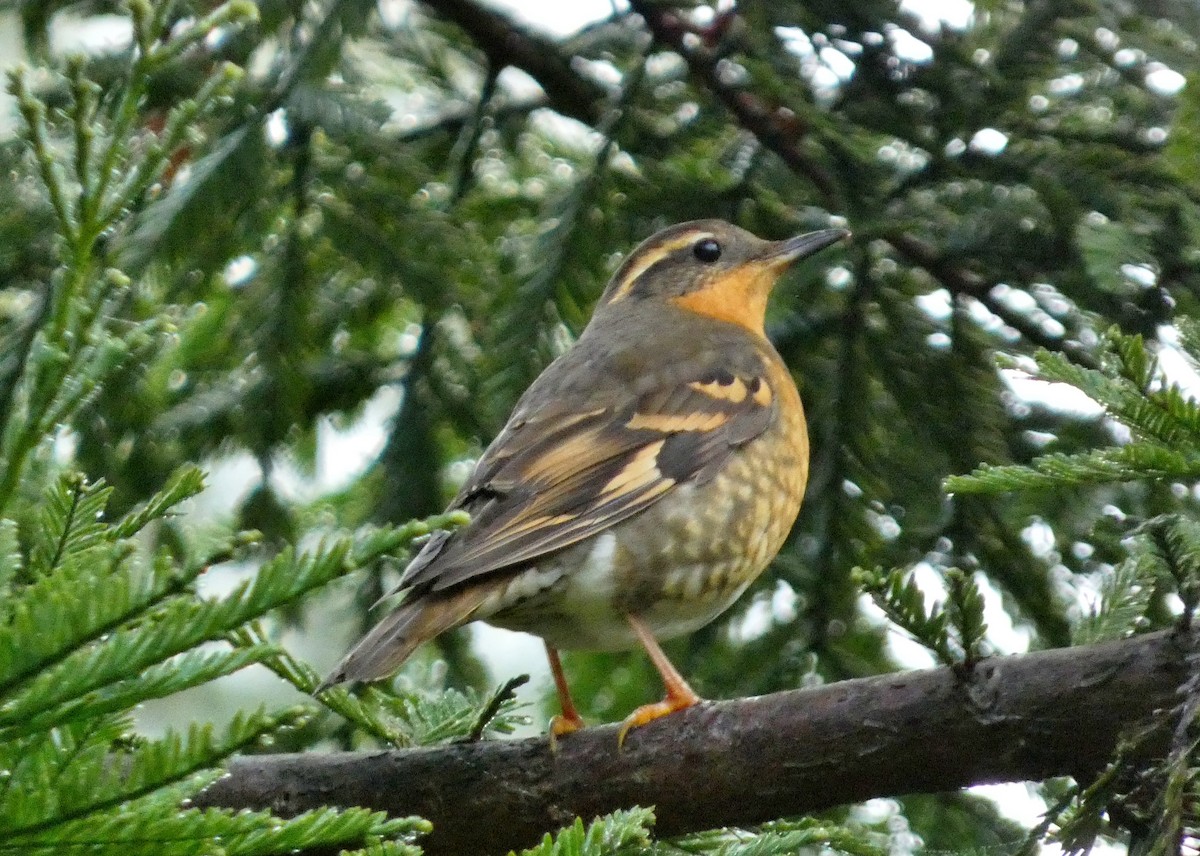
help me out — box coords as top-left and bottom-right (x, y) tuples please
(606, 232), (714, 304)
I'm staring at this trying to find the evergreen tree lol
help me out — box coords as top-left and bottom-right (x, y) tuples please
(1, 0), (1198, 853)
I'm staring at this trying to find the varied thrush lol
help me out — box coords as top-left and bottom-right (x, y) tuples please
(321, 220), (848, 742)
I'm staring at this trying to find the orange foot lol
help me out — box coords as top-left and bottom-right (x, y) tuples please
(614, 686), (700, 744)
(616, 683), (701, 748)
(550, 710), (585, 736)
(617, 613), (704, 747)
(548, 710), (584, 753)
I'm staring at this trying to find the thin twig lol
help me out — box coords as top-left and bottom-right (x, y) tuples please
(887, 230), (1100, 367)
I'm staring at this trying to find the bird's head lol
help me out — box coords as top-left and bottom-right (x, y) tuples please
(597, 219), (848, 334)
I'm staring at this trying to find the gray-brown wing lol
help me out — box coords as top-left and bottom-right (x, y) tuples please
(398, 366), (779, 594)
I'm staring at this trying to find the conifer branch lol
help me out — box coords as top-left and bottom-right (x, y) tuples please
(628, 1), (839, 205)
(418, 0), (608, 125)
(197, 630), (1192, 856)
(886, 231), (1101, 367)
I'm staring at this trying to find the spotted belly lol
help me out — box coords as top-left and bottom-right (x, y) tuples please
(477, 419), (807, 651)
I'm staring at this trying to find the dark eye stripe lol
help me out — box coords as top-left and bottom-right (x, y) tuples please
(605, 232), (712, 304)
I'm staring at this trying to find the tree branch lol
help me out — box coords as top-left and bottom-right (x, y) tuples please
(628, 1), (839, 204)
(418, 0), (608, 125)
(886, 230), (1101, 368)
(412, 0), (1092, 368)
(197, 630), (1191, 856)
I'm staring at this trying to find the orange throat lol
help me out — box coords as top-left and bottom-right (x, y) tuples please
(669, 263), (777, 333)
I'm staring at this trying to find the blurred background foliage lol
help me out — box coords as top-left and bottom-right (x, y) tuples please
(2, 0), (1200, 852)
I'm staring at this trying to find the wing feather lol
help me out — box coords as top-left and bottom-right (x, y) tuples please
(399, 362), (779, 593)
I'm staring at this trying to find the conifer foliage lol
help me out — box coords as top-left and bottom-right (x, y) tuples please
(1, 0), (1200, 853)
(0, 3), (481, 853)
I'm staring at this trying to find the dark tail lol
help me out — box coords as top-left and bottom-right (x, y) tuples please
(316, 588), (487, 692)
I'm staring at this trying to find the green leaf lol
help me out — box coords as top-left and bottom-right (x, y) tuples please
(948, 443), (1200, 494)
(28, 473), (113, 578)
(0, 519), (21, 607)
(368, 679), (531, 747)
(514, 807), (655, 856)
(0, 645), (276, 738)
(6, 805), (425, 856)
(945, 569), (988, 664)
(1073, 554), (1157, 645)
(1163, 72), (1200, 184)
(855, 566), (955, 664)
(0, 546), (202, 697)
(0, 708), (306, 836)
(111, 465), (206, 539)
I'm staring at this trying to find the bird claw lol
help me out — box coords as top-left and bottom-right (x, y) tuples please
(616, 691), (700, 749)
(548, 712), (585, 754)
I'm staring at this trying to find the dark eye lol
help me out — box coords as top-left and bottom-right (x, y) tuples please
(693, 238), (722, 263)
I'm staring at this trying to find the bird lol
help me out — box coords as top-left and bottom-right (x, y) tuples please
(320, 219), (849, 743)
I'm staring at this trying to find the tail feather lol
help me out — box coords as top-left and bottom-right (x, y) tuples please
(317, 587), (488, 692)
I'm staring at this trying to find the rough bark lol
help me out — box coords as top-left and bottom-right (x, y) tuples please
(197, 630), (1193, 856)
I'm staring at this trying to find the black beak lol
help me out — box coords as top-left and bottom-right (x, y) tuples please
(764, 228), (850, 267)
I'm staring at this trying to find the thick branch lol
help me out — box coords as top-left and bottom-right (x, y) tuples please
(418, 0), (608, 125)
(198, 630), (1191, 856)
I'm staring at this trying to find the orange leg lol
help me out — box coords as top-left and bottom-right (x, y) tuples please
(546, 643), (585, 741)
(617, 614), (702, 747)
